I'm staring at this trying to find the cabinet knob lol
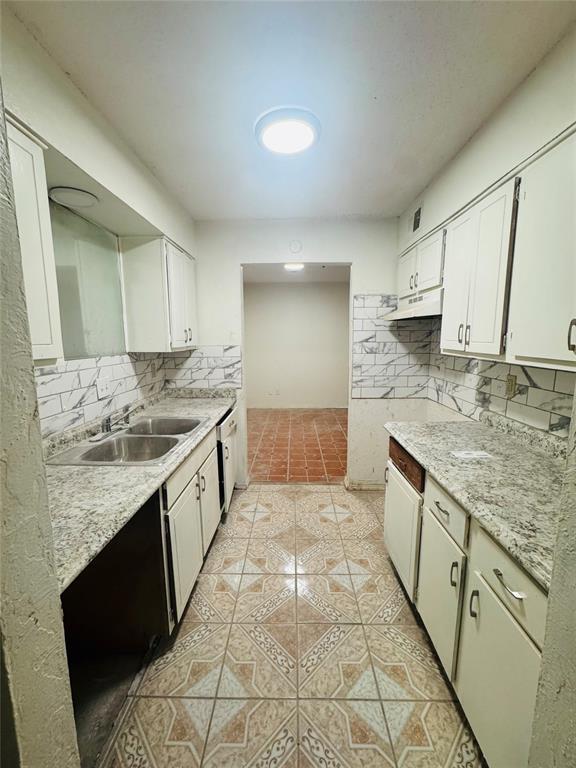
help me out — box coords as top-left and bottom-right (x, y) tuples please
(568, 318), (576, 352)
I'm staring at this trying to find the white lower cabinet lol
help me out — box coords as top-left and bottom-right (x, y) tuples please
(456, 569), (541, 768)
(416, 507), (465, 678)
(166, 479), (203, 622)
(199, 448), (221, 554)
(383, 461), (422, 601)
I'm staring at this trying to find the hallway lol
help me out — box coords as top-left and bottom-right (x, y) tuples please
(248, 409), (348, 483)
(101, 484), (481, 767)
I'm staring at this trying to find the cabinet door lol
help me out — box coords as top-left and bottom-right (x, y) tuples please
(416, 507), (465, 678)
(222, 433), (237, 512)
(416, 230), (444, 293)
(508, 136), (576, 366)
(183, 253), (198, 346)
(199, 448), (221, 554)
(383, 461), (422, 601)
(7, 124), (63, 360)
(440, 212), (474, 352)
(398, 249), (417, 299)
(466, 179), (516, 356)
(165, 241), (188, 349)
(167, 480), (203, 622)
(456, 570), (541, 768)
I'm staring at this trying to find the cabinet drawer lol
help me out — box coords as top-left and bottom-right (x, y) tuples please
(165, 431), (216, 509)
(389, 438), (425, 492)
(424, 476), (468, 548)
(470, 523), (547, 648)
(217, 407), (237, 441)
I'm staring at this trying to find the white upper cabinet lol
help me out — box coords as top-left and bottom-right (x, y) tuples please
(415, 229), (444, 293)
(7, 123), (63, 360)
(507, 135), (576, 368)
(121, 236), (197, 353)
(398, 248), (417, 299)
(441, 178), (516, 356)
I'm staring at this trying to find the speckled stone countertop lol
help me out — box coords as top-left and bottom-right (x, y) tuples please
(46, 397), (234, 592)
(385, 421), (565, 592)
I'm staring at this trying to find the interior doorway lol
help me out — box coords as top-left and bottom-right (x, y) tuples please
(242, 262), (350, 483)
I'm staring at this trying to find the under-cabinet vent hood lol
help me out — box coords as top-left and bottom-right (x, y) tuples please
(386, 287), (443, 321)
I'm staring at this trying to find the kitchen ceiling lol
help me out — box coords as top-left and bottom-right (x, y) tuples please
(9, 1), (576, 220)
(243, 263), (350, 284)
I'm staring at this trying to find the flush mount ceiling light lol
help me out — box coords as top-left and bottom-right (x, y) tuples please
(255, 108), (320, 155)
(284, 263), (305, 272)
(49, 186), (99, 208)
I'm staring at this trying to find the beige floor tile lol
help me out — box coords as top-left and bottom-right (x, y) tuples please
(296, 538), (349, 574)
(344, 539), (393, 575)
(297, 574), (361, 623)
(201, 539), (248, 573)
(244, 534), (296, 574)
(228, 490), (260, 515)
(138, 623), (229, 698)
(295, 510), (340, 541)
(256, 491), (297, 515)
(296, 494), (339, 514)
(102, 697), (212, 768)
(299, 699), (395, 767)
(298, 623), (378, 699)
(384, 701), (483, 767)
(331, 489), (385, 515)
(218, 624), (297, 698)
(250, 508), (296, 539)
(203, 699), (297, 767)
(352, 573), (417, 625)
(216, 512), (254, 538)
(290, 484), (335, 500)
(185, 573), (241, 623)
(366, 625), (453, 701)
(234, 574), (297, 623)
(339, 513), (385, 542)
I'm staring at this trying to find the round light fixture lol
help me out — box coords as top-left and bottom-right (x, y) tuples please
(284, 263), (305, 272)
(255, 108), (320, 155)
(49, 186), (99, 208)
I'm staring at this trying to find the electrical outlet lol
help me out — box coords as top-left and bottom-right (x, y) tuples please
(96, 378), (112, 399)
(505, 374), (517, 398)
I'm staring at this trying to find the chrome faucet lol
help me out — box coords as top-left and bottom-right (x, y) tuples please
(101, 404), (140, 434)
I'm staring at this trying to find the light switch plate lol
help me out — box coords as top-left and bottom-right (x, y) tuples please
(96, 378), (112, 399)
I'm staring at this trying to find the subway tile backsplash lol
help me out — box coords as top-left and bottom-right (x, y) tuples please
(35, 346), (242, 438)
(352, 294), (575, 438)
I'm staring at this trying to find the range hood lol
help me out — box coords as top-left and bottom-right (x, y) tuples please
(386, 287), (443, 321)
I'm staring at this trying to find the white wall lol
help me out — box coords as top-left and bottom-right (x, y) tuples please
(398, 24), (576, 251)
(1, 9), (196, 254)
(244, 281), (349, 408)
(195, 218), (398, 346)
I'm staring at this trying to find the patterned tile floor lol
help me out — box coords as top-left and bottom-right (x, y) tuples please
(248, 408), (348, 483)
(102, 485), (484, 768)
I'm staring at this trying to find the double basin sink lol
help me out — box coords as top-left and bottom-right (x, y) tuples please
(48, 417), (206, 466)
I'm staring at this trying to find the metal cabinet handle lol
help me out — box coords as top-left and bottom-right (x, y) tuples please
(450, 561), (458, 587)
(225, 446), (229, 460)
(201, 475), (206, 492)
(184, 328), (188, 343)
(188, 327), (192, 342)
(469, 589), (479, 618)
(493, 568), (526, 600)
(384, 466), (389, 484)
(568, 318), (576, 352)
(457, 323), (463, 344)
(414, 271), (419, 288)
(195, 482), (200, 500)
(434, 500), (450, 519)
(464, 324), (471, 346)
(409, 275), (414, 290)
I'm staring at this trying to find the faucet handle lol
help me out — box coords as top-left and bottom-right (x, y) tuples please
(102, 415), (112, 432)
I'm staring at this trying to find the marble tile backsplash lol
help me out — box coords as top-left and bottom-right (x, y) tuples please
(352, 295), (575, 438)
(35, 345), (242, 438)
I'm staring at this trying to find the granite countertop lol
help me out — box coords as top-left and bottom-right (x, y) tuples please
(46, 396), (235, 592)
(385, 421), (565, 592)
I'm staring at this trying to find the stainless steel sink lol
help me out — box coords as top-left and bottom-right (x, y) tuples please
(126, 417), (203, 436)
(48, 434), (180, 466)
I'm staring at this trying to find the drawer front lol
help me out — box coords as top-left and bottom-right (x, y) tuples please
(165, 431), (217, 509)
(470, 523), (548, 648)
(217, 407), (237, 441)
(424, 476), (468, 548)
(389, 438), (425, 492)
